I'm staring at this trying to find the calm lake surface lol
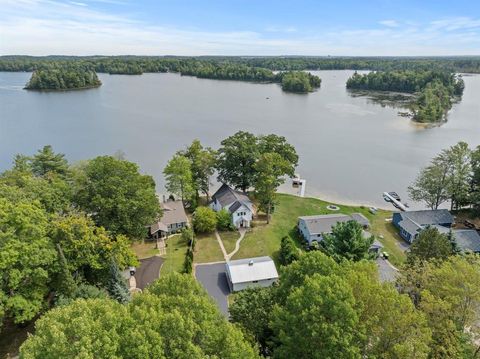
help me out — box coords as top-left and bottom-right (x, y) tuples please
(1, 70), (479, 208)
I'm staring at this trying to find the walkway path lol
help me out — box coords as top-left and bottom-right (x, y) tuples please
(226, 228), (247, 260)
(214, 230), (228, 261)
(157, 238), (166, 256)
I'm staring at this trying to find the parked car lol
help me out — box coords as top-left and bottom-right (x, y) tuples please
(382, 252), (389, 260)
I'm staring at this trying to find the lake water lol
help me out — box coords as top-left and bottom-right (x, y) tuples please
(1, 70), (479, 208)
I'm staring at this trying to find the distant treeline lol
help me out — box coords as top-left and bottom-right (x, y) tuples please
(1, 55), (480, 73)
(346, 70), (465, 123)
(25, 68), (102, 90)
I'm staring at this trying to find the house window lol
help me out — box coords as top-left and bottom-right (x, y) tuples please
(252, 280), (258, 283)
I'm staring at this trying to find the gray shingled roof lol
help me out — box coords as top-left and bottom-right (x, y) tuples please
(398, 210), (454, 227)
(298, 213), (370, 235)
(228, 201), (243, 214)
(455, 230), (480, 253)
(150, 200), (188, 234)
(398, 218), (422, 235)
(212, 183), (252, 210)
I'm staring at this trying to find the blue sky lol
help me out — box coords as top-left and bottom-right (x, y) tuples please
(1, 0), (479, 55)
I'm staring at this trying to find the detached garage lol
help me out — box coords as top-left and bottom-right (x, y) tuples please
(225, 256), (279, 292)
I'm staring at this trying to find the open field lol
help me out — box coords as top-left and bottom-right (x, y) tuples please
(194, 233), (225, 263)
(160, 235), (188, 274)
(232, 193), (406, 266)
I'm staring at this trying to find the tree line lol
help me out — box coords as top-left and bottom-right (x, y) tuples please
(2, 55), (480, 73)
(346, 70), (465, 123)
(0, 146), (161, 333)
(408, 141), (480, 211)
(24, 68), (102, 90)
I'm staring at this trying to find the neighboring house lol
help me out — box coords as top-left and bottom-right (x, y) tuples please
(431, 225), (480, 253)
(225, 256), (279, 292)
(149, 200), (188, 239)
(392, 210), (454, 243)
(298, 213), (370, 246)
(369, 238), (384, 255)
(210, 183), (254, 228)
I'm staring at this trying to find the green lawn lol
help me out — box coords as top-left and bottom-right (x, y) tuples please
(219, 231), (240, 254)
(131, 241), (158, 259)
(194, 233), (225, 263)
(160, 235), (189, 274)
(231, 193), (406, 266)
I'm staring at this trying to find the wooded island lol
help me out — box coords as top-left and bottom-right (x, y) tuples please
(346, 70), (465, 123)
(25, 68), (102, 91)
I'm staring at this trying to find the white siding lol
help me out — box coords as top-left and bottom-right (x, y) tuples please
(232, 278), (278, 292)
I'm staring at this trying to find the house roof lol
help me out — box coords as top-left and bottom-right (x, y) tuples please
(298, 213), (370, 235)
(229, 201), (243, 213)
(454, 230), (480, 253)
(397, 210), (453, 226)
(150, 200), (188, 234)
(212, 183), (252, 211)
(433, 225), (480, 253)
(226, 256), (279, 284)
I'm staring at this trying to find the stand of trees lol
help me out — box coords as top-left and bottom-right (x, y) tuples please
(408, 142), (480, 210)
(25, 68), (101, 90)
(279, 71), (321, 93)
(346, 70), (464, 122)
(0, 146), (160, 332)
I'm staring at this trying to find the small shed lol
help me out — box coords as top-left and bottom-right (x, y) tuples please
(225, 256), (279, 292)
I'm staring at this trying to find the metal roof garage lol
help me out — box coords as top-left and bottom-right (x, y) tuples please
(225, 256), (279, 292)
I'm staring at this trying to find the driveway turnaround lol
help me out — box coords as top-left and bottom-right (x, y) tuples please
(135, 256), (164, 290)
(195, 263), (230, 316)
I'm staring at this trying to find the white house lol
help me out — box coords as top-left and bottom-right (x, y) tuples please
(298, 213), (370, 245)
(210, 183), (254, 228)
(225, 256), (279, 292)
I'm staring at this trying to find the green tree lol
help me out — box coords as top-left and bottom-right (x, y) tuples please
(253, 152), (291, 223)
(217, 131), (259, 192)
(272, 273), (361, 359)
(31, 145), (69, 177)
(20, 299), (126, 358)
(321, 220), (374, 262)
(105, 260), (130, 304)
(193, 207), (217, 233)
(180, 139), (217, 200)
(408, 156), (450, 210)
(21, 274), (258, 358)
(258, 134), (298, 177)
(229, 287), (276, 355)
(444, 141), (472, 210)
(216, 208), (233, 231)
(163, 154), (195, 203)
(472, 146), (480, 210)
(0, 198), (57, 326)
(406, 226), (455, 264)
(74, 156), (160, 238)
(278, 236), (300, 266)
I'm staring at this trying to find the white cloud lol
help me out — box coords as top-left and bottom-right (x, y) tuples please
(379, 20), (399, 28)
(0, 1), (479, 56)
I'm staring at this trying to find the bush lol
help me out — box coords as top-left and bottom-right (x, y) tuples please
(216, 209), (234, 231)
(183, 248), (194, 274)
(279, 236), (301, 266)
(193, 207), (217, 233)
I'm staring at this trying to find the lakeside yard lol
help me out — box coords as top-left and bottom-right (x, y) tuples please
(232, 193), (406, 266)
(194, 233), (225, 263)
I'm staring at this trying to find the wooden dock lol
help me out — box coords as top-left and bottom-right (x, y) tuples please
(382, 192), (408, 211)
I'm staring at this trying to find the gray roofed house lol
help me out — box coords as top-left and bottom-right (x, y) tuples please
(210, 183), (254, 228)
(225, 256), (279, 292)
(298, 213), (370, 245)
(149, 200), (189, 239)
(392, 209), (454, 243)
(432, 225), (480, 253)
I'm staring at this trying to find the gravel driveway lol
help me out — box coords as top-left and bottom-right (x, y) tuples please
(195, 263), (230, 316)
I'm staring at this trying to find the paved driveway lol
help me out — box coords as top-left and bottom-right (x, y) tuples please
(195, 263), (230, 316)
(376, 258), (398, 283)
(135, 256), (164, 290)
